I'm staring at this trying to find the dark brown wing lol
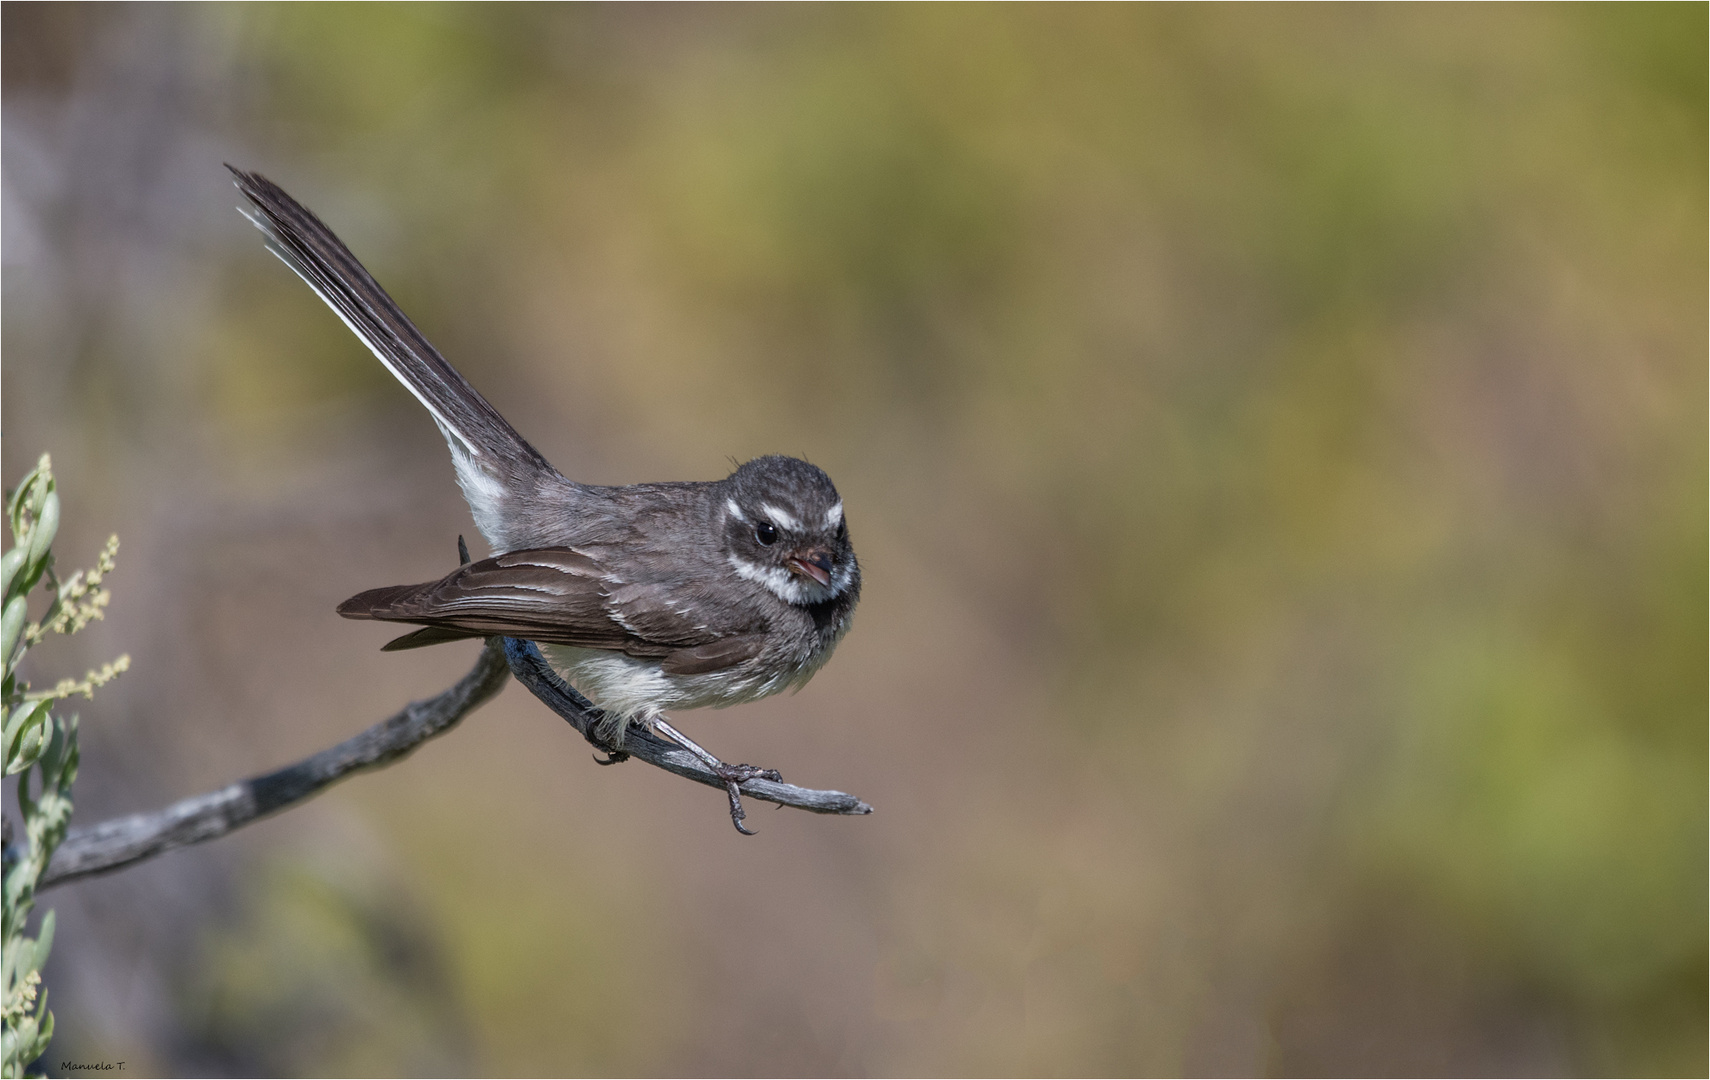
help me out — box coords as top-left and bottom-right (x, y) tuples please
(338, 547), (728, 661)
(660, 635), (767, 675)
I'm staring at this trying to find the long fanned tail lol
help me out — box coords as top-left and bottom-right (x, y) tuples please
(227, 166), (561, 547)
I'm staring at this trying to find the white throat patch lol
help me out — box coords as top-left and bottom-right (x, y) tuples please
(728, 553), (852, 606)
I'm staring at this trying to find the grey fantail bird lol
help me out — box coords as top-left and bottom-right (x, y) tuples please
(228, 167), (860, 757)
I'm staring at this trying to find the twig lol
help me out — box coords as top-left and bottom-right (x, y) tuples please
(501, 638), (874, 822)
(36, 635), (870, 890)
(38, 637), (512, 890)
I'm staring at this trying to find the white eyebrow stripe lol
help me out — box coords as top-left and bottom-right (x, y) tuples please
(824, 501), (843, 528)
(761, 504), (803, 532)
(725, 498), (748, 523)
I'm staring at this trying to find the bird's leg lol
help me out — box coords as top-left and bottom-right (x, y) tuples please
(587, 710), (631, 766)
(651, 717), (783, 836)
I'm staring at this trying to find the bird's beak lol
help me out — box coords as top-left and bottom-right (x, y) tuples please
(788, 548), (834, 587)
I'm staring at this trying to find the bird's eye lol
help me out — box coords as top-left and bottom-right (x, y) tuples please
(754, 522), (779, 546)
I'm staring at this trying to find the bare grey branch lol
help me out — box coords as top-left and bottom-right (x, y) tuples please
(39, 635), (869, 890)
(40, 638), (512, 889)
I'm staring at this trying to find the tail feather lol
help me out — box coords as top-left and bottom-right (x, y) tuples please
(335, 582), (428, 620)
(227, 166), (560, 547)
(381, 626), (480, 651)
(339, 584), (483, 651)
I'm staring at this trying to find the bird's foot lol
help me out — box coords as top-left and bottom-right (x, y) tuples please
(711, 762), (784, 835)
(588, 721), (630, 765)
(652, 717), (783, 836)
(584, 709), (633, 765)
(713, 763), (783, 785)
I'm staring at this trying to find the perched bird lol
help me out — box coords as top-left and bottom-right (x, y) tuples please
(229, 168), (860, 756)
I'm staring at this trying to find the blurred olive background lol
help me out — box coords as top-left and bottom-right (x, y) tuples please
(3, 3), (1704, 1076)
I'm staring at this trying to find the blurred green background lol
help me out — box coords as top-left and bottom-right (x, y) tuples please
(3, 3), (1703, 1075)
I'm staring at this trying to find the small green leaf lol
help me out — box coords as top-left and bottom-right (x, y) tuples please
(35, 999), (54, 1048)
(9, 1014), (36, 1051)
(4, 701), (51, 777)
(39, 721), (65, 777)
(48, 723), (78, 792)
(4, 700), (49, 747)
(7, 457), (46, 538)
(22, 490), (57, 586)
(1, 595), (26, 665)
(1, 931), (21, 984)
(32, 910), (54, 973)
(0, 546), (25, 602)
(14, 762), (36, 820)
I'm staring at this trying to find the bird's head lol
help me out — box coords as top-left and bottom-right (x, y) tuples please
(721, 455), (859, 607)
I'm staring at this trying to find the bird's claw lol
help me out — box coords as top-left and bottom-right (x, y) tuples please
(713, 763), (782, 835)
(648, 718), (783, 836)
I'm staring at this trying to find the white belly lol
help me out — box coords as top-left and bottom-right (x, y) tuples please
(539, 645), (799, 737)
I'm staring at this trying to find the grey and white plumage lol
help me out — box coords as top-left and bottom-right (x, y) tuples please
(229, 167), (859, 740)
